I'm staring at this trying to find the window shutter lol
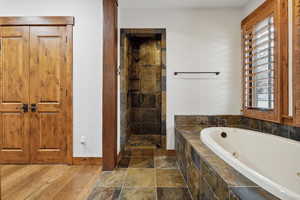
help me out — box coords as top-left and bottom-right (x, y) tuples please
(241, 0), (286, 123)
(243, 16), (275, 110)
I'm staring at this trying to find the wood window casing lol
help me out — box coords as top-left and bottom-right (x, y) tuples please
(293, 0), (300, 126)
(241, 0), (288, 123)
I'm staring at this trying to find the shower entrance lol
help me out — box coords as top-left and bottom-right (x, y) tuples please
(120, 29), (166, 151)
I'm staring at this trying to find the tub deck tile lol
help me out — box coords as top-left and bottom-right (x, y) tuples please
(229, 187), (280, 200)
(175, 127), (280, 200)
(176, 128), (257, 187)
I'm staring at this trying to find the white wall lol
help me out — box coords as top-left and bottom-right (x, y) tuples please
(242, 0), (265, 17)
(0, 0), (103, 157)
(120, 8), (243, 150)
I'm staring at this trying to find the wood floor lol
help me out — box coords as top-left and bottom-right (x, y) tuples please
(0, 165), (101, 200)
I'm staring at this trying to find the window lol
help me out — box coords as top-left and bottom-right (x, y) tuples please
(241, 0), (287, 123)
(244, 16), (275, 110)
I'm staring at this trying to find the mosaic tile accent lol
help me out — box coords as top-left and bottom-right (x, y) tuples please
(175, 121), (282, 200)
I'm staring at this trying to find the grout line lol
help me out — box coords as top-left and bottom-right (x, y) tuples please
(153, 151), (158, 200)
(176, 161), (194, 200)
(155, 165), (158, 200)
(121, 186), (157, 188)
(99, 186), (193, 189)
(117, 163), (129, 200)
(230, 186), (261, 188)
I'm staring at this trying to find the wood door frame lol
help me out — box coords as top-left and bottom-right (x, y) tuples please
(103, 0), (118, 171)
(0, 16), (74, 26)
(0, 16), (74, 164)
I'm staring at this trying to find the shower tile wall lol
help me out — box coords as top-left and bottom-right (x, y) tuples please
(120, 29), (166, 151)
(129, 37), (162, 135)
(120, 35), (132, 150)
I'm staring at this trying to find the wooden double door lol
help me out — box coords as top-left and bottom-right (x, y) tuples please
(0, 26), (71, 164)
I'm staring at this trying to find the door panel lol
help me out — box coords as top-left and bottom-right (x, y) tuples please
(30, 26), (67, 163)
(0, 26), (30, 163)
(2, 114), (24, 149)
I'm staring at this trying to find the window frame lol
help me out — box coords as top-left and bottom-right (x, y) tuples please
(293, 0), (300, 126)
(241, 0), (288, 123)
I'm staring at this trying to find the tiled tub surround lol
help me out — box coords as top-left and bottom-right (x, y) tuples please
(175, 115), (300, 200)
(175, 127), (280, 200)
(175, 115), (300, 142)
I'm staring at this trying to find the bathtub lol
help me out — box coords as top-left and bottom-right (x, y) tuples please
(200, 127), (300, 200)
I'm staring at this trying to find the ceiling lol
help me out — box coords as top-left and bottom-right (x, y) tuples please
(119, 0), (250, 9)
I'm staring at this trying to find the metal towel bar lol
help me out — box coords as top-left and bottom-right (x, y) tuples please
(174, 72), (220, 76)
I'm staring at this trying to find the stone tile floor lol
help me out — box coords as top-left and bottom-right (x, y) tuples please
(87, 149), (193, 200)
(126, 135), (162, 149)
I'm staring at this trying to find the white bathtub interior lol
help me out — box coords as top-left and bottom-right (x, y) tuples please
(201, 127), (300, 200)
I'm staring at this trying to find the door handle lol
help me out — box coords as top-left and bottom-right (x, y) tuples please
(31, 104), (37, 112)
(21, 104), (29, 113)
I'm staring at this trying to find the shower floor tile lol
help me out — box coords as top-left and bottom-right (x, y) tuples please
(123, 149), (154, 158)
(126, 135), (163, 150)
